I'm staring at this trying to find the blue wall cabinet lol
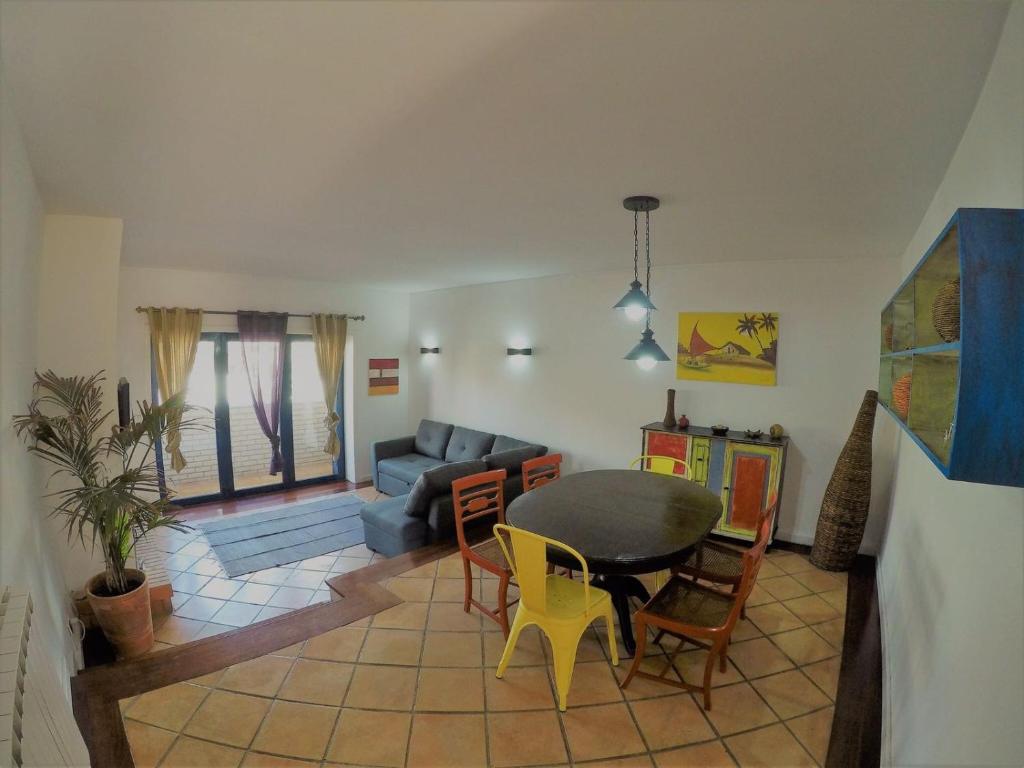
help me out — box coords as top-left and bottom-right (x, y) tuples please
(879, 208), (1024, 487)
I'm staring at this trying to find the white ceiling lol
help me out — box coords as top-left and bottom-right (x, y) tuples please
(0, 1), (1009, 292)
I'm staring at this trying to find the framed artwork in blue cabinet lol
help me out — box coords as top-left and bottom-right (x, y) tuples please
(879, 208), (1023, 487)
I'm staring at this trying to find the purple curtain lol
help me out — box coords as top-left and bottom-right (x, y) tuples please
(237, 311), (288, 475)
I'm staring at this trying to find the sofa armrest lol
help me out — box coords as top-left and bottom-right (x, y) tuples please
(370, 435), (416, 488)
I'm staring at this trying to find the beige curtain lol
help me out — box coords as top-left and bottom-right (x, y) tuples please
(311, 313), (347, 458)
(146, 307), (203, 472)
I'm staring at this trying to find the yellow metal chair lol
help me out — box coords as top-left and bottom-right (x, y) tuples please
(629, 454), (692, 479)
(492, 524), (619, 711)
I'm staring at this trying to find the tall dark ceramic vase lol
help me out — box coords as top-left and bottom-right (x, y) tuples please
(810, 390), (878, 571)
(663, 389), (676, 428)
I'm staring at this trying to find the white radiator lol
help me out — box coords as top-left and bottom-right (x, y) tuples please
(0, 586), (89, 768)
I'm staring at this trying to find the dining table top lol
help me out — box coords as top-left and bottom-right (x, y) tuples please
(505, 469), (723, 575)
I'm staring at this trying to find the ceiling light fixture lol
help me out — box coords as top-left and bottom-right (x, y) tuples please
(419, 347), (440, 354)
(613, 196), (659, 321)
(619, 196), (670, 370)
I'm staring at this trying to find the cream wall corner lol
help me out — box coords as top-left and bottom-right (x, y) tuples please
(36, 214), (125, 592)
(877, 3), (1024, 766)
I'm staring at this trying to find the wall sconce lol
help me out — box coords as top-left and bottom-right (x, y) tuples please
(419, 347), (440, 354)
(506, 347), (533, 356)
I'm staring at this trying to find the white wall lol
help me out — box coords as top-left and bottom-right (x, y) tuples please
(877, 5), (1024, 766)
(117, 266), (413, 483)
(409, 255), (900, 549)
(36, 214), (125, 592)
(0, 74), (75, 678)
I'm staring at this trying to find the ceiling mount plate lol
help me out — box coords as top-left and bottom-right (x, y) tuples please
(623, 195), (660, 212)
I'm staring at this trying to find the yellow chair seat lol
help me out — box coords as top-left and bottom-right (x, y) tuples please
(542, 574), (609, 620)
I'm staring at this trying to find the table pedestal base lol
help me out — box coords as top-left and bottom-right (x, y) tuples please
(591, 574), (650, 656)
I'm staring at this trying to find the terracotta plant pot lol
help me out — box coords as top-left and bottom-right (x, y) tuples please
(86, 568), (154, 659)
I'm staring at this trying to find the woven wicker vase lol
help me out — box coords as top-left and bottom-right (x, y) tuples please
(810, 390), (878, 571)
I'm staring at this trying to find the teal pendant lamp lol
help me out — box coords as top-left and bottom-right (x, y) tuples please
(618, 196), (670, 369)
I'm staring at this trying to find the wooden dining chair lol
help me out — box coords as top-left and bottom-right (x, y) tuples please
(619, 510), (772, 710)
(522, 453), (563, 492)
(493, 523), (618, 711)
(451, 469), (516, 636)
(678, 493), (777, 618)
(629, 454), (692, 479)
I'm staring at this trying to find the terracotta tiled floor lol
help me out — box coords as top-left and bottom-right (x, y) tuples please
(122, 546), (845, 767)
(151, 487), (387, 650)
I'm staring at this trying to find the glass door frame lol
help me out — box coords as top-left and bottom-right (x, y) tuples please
(154, 331), (344, 504)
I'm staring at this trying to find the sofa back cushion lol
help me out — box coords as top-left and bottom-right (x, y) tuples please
(484, 446), (543, 475)
(405, 459), (487, 518)
(415, 419), (455, 460)
(493, 434), (548, 456)
(445, 427), (496, 463)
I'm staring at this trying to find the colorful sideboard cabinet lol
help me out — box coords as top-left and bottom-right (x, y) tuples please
(879, 208), (1024, 487)
(641, 423), (789, 543)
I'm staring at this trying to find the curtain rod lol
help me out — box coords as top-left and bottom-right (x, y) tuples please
(135, 307), (365, 321)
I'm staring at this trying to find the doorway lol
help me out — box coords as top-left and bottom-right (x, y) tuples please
(156, 332), (342, 502)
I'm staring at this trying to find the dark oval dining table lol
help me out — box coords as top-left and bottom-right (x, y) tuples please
(505, 469), (722, 655)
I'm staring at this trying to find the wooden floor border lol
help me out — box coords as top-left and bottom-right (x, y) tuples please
(69, 540), (462, 768)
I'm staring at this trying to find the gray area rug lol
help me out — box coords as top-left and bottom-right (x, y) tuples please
(196, 494), (365, 577)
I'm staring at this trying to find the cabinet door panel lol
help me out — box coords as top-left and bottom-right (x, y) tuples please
(719, 443), (782, 541)
(644, 431), (689, 475)
(730, 455), (770, 530)
(689, 437), (712, 486)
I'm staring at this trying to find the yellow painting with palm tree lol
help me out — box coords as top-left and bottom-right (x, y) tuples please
(676, 312), (779, 386)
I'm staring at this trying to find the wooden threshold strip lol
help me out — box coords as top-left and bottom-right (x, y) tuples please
(71, 581), (399, 768)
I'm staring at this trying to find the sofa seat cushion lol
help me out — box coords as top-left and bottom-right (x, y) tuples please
(415, 419), (455, 460)
(493, 434), (548, 456)
(377, 453), (448, 485)
(360, 495), (428, 557)
(445, 427), (496, 463)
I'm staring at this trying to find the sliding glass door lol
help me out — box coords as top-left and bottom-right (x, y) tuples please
(157, 333), (341, 502)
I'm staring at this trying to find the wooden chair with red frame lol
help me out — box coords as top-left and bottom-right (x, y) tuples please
(619, 509), (772, 710)
(676, 492), (777, 619)
(521, 453), (563, 492)
(451, 469), (516, 636)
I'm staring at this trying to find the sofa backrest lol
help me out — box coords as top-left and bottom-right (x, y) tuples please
(445, 427), (496, 463)
(493, 434), (548, 456)
(484, 445), (542, 474)
(405, 459), (487, 518)
(415, 419), (454, 460)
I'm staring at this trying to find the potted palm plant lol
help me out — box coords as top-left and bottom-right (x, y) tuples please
(13, 371), (198, 658)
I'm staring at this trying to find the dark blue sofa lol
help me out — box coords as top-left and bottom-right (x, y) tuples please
(361, 419), (546, 556)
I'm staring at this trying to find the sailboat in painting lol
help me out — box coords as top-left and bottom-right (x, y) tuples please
(676, 312), (779, 386)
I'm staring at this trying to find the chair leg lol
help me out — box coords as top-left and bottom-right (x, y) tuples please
(719, 639), (728, 673)
(603, 606), (619, 667)
(496, 573), (511, 638)
(462, 556), (473, 614)
(619, 616), (648, 689)
(549, 627), (585, 712)
(701, 648), (716, 711)
(495, 611), (527, 678)
(733, 583), (745, 620)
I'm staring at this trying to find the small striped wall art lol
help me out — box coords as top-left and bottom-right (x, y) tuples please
(368, 357), (399, 396)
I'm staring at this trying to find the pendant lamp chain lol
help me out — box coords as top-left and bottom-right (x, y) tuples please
(644, 210), (652, 306)
(633, 211), (640, 283)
